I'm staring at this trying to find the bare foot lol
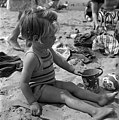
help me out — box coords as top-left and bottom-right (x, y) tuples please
(93, 107), (114, 120)
(7, 36), (24, 52)
(98, 92), (118, 106)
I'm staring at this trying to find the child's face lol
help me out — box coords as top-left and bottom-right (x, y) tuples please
(40, 32), (56, 48)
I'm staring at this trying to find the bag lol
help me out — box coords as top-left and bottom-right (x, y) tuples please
(92, 33), (119, 55)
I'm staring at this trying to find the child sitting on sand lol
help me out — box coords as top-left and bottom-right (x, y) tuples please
(20, 8), (118, 119)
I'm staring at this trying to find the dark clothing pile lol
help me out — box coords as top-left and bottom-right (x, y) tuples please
(74, 32), (96, 48)
(0, 52), (23, 77)
(69, 31), (97, 63)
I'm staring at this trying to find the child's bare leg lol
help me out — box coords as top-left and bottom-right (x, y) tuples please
(54, 81), (118, 106)
(39, 85), (114, 120)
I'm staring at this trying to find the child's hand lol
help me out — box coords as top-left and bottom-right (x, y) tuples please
(74, 69), (83, 76)
(30, 102), (42, 116)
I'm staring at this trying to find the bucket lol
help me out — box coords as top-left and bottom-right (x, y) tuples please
(79, 68), (103, 93)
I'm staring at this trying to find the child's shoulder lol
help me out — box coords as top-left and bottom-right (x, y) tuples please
(24, 49), (42, 67)
(25, 48), (35, 57)
(24, 51), (36, 61)
(24, 48), (39, 61)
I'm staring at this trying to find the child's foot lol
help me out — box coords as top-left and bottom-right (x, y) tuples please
(98, 92), (118, 106)
(93, 107), (114, 120)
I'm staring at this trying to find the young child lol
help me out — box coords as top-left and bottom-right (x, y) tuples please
(20, 9), (118, 119)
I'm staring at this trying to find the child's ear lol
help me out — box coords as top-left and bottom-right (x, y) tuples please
(33, 35), (38, 41)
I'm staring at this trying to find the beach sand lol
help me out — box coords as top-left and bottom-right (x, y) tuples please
(0, 1), (119, 120)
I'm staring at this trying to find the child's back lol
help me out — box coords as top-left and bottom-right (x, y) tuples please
(25, 47), (55, 88)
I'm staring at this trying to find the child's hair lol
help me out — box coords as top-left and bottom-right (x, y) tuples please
(19, 8), (58, 42)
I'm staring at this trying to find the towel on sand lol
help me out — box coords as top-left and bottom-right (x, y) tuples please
(0, 52), (23, 77)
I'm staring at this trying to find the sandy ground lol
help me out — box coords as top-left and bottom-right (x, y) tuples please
(0, 1), (119, 120)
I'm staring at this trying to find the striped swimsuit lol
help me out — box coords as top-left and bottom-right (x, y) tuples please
(25, 48), (56, 100)
(26, 48), (56, 87)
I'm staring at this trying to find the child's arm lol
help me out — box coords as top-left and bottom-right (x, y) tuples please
(20, 53), (39, 105)
(50, 48), (75, 73)
(20, 53), (41, 116)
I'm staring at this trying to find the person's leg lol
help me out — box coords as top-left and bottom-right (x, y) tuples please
(54, 81), (118, 106)
(84, 7), (92, 21)
(39, 85), (114, 120)
(91, 1), (100, 29)
(91, 1), (104, 29)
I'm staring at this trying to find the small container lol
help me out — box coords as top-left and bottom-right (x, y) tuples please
(82, 76), (100, 93)
(79, 68), (103, 93)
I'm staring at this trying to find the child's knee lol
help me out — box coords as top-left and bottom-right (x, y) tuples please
(61, 90), (71, 99)
(61, 90), (74, 103)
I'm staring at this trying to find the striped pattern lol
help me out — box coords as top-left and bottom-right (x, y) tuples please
(92, 33), (119, 55)
(26, 49), (55, 87)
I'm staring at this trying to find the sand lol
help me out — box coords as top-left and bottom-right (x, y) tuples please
(0, 1), (119, 120)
